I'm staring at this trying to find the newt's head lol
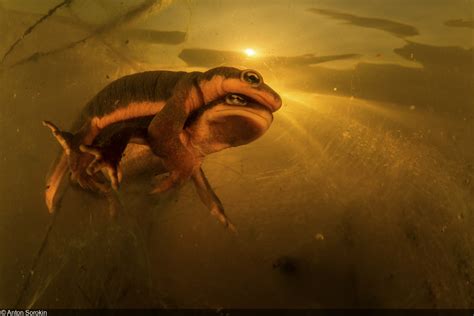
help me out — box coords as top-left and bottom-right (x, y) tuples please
(199, 67), (282, 113)
(185, 93), (274, 155)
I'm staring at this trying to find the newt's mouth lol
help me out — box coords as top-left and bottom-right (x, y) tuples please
(222, 78), (283, 112)
(186, 93), (273, 129)
(212, 106), (272, 129)
(204, 95), (274, 147)
(185, 94), (275, 152)
(213, 94), (273, 128)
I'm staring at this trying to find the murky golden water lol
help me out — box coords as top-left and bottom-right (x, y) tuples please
(0, 0), (473, 308)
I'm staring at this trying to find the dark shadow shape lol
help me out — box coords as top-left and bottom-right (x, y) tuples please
(281, 41), (473, 113)
(444, 19), (474, 29)
(272, 256), (299, 276)
(394, 40), (474, 70)
(307, 8), (419, 37)
(178, 48), (359, 68)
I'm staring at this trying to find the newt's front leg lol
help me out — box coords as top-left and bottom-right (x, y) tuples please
(192, 167), (237, 232)
(147, 81), (202, 193)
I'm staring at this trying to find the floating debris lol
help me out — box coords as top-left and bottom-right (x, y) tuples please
(315, 233), (325, 241)
(272, 256), (298, 276)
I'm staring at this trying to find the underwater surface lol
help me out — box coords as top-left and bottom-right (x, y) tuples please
(0, 0), (473, 308)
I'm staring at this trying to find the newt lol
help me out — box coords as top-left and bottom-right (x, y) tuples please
(44, 67), (282, 230)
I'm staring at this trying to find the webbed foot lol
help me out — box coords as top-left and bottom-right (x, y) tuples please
(79, 144), (123, 191)
(43, 120), (113, 193)
(70, 171), (111, 193)
(192, 167), (237, 233)
(150, 169), (190, 194)
(149, 148), (201, 194)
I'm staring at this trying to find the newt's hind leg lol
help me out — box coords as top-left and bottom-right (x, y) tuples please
(79, 144), (123, 191)
(43, 120), (110, 193)
(79, 127), (137, 191)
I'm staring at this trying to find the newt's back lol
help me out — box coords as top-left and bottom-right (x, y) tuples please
(72, 70), (189, 131)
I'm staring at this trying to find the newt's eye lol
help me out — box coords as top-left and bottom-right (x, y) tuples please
(226, 94), (248, 105)
(241, 70), (262, 87)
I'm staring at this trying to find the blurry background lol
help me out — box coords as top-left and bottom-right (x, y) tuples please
(0, 0), (473, 308)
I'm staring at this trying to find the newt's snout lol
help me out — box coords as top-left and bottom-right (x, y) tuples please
(253, 84), (282, 113)
(267, 87), (283, 112)
(240, 69), (282, 112)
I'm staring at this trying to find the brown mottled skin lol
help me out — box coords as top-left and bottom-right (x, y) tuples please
(44, 67), (282, 230)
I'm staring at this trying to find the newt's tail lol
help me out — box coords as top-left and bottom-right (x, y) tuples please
(42, 121), (73, 155)
(43, 120), (73, 213)
(45, 151), (68, 213)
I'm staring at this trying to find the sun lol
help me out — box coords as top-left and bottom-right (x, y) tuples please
(244, 48), (256, 57)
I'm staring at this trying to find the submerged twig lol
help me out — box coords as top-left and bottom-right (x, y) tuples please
(14, 207), (61, 308)
(8, 0), (172, 69)
(26, 259), (67, 309)
(1, 0), (73, 63)
(76, 283), (95, 308)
